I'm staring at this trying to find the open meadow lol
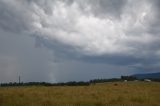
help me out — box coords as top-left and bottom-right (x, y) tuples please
(0, 81), (160, 106)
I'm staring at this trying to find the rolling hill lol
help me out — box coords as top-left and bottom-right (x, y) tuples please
(132, 72), (160, 79)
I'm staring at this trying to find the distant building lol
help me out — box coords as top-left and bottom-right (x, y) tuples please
(124, 80), (127, 82)
(144, 79), (151, 82)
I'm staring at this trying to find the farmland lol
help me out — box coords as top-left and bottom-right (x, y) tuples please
(0, 81), (160, 106)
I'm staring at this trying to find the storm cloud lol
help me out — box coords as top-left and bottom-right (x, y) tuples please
(0, 0), (160, 82)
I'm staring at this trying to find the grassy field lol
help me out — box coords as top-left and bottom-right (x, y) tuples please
(0, 81), (160, 106)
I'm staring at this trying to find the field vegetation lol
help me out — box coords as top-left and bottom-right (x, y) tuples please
(0, 81), (160, 106)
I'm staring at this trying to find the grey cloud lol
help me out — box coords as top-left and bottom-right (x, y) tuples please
(140, 0), (160, 36)
(0, 29), (136, 82)
(0, 0), (159, 58)
(34, 33), (160, 65)
(51, 60), (136, 82)
(63, 0), (126, 18)
(87, 0), (126, 18)
(0, 29), (55, 83)
(0, 1), (30, 33)
(131, 62), (160, 73)
(0, 0), (160, 82)
(26, 0), (56, 15)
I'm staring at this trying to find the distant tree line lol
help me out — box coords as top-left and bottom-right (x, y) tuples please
(0, 81), (90, 87)
(0, 76), (160, 87)
(121, 76), (137, 81)
(90, 78), (122, 83)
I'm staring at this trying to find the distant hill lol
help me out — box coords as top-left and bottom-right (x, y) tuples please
(132, 72), (160, 79)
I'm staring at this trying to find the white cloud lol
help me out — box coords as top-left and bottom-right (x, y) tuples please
(0, 0), (159, 57)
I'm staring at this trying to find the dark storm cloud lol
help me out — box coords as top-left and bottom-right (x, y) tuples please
(0, 0), (160, 82)
(0, 1), (30, 33)
(86, 0), (126, 18)
(147, 0), (160, 36)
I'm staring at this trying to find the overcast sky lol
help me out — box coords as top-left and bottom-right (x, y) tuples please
(0, 0), (160, 83)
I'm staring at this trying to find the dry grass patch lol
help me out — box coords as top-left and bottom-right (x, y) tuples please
(0, 81), (159, 106)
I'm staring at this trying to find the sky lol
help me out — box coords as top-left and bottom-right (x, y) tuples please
(0, 0), (160, 83)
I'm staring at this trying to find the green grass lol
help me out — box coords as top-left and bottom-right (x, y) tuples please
(0, 81), (160, 106)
